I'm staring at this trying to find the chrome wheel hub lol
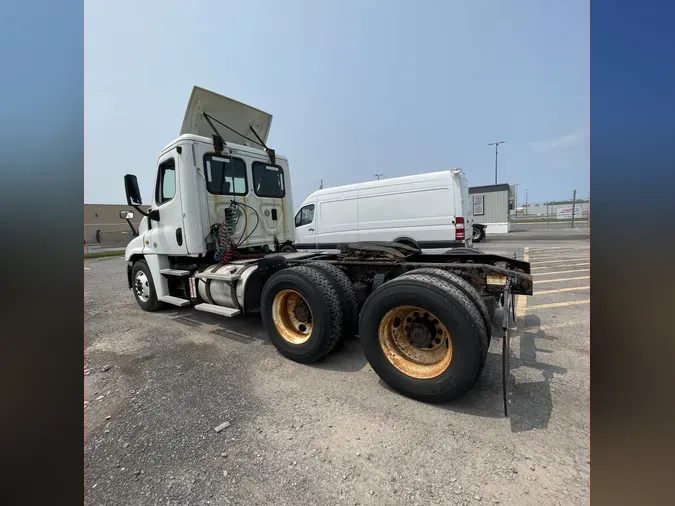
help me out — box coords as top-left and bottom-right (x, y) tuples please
(134, 271), (150, 302)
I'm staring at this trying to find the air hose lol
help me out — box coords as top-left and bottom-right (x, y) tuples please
(213, 201), (239, 264)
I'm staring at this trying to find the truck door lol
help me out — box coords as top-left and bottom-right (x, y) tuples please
(144, 152), (188, 255)
(294, 203), (317, 249)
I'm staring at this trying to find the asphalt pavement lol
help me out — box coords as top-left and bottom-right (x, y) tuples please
(85, 232), (590, 506)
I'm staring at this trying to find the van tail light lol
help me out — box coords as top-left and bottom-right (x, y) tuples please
(455, 217), (465, 241)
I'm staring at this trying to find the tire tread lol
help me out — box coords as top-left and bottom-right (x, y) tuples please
(261, 265), (343, 361)
(307, 261), (358, 339)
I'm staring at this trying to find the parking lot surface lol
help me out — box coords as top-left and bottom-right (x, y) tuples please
(85, 236), (590, 506)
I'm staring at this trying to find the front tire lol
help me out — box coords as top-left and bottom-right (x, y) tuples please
(261, 266), (344, 363)
(359, 273), (487, 403)
(131, 260), (164, 312)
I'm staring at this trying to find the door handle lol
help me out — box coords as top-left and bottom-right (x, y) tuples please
(308, 228), (314, 232)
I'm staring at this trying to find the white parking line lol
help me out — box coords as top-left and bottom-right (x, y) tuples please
(529, 246), (590, 253)
(535, 268), (590, 277)
(535, 286), (590, 295)
(84, 267), (90, 270)
(531, 262), (590, 270)
(534, 276), (590, 284)
(530, 321), (586, 331)
(528, 299), (590, 310)
(530, 258), (589, 265)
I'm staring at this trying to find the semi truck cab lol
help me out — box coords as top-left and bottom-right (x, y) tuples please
(124, 86), (295, 265)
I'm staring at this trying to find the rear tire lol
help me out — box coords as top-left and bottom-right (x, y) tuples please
(472, 226), (486, 243)
(261, 266), (343, 364)
(280, 244), (297, 253)
(307, 261), (358, 340)
(131, 260), (164, 312)
(399, 268), (492, 354)
(359, 273), (487, 403)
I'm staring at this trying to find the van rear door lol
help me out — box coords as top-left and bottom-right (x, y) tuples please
(450, 169), (472, 247)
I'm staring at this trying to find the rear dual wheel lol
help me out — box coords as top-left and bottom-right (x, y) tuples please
(261, 265), (345, 363)
(359, 273), (488, 403)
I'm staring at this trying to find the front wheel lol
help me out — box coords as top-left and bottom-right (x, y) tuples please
(131, 260), (164, 312)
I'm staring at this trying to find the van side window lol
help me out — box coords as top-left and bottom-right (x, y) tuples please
(252, 162), (285, 198)
(203, 154), (248, 196)
(155, 158), (176, 205)
(295, 204), (315, 227)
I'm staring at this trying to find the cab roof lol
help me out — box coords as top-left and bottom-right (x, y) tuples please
(160, 133), (287, 162)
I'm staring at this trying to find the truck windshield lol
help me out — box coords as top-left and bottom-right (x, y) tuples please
(204, 154), (248, 195)
(252, 161), (285, 198)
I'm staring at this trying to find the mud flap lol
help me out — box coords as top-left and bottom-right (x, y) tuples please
(501, 278), (515, 417)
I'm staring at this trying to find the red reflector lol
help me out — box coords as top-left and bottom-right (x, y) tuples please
(455, 217), (465, 240)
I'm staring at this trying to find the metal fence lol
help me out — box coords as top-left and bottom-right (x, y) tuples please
(509, 194), (590, 229)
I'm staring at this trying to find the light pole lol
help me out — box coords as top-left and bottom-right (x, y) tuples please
(488, 141), (506, 185)
(375, 173), (383, 180)
(525, 188), (529, 216)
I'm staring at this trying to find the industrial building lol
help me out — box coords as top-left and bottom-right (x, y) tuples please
(469, 184), (515, 234)
(85, 203), (142, 247)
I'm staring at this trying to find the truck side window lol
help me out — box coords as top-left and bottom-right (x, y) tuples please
(204, 154), (248, 196)
(252, 162), (285, 198)
(155, 158), (176, 205)
(295, 204), (315, 227)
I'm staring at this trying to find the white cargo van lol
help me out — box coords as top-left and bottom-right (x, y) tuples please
(294, 170), (473, 250)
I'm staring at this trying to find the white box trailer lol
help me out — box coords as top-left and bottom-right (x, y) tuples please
(119, 86), (533, 415)
(294, 170), (473, 251)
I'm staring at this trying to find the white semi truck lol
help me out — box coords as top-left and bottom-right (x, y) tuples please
(121, 86), (533, 415)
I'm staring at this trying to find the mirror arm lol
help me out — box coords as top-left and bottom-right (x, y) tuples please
(131, 204), (149, 217)
(125, 219), (139, 237)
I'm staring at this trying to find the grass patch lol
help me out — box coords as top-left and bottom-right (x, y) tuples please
(84, 250), (125, 259)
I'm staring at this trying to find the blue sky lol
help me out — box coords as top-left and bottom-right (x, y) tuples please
(85, 0), (588, 208)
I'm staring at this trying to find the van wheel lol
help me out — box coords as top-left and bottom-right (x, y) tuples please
(394, 239), (420, 250)
(261, 266), (344, 363)
(280, 244), (297, 253)
(359, 273), (486, 403)
(308, 261), (358, 340)
(472, 225), (485, 243)
(131, 260), (164, 312)
(446, 247), (483, 255)
(399, 268), (491, 358)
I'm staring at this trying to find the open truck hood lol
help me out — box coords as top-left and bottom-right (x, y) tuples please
(180, 86), (273, 148)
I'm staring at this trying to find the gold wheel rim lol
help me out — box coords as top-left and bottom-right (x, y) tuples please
(272, 289), (314, 344)
(378, 306), (452, 379)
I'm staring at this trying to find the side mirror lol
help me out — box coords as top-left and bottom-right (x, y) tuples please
(124, 174), (143, 206)
(120, 210), (134, 220)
